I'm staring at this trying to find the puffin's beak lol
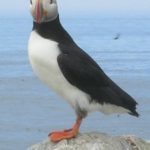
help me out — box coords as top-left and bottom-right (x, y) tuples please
(35, 0), (43, 23)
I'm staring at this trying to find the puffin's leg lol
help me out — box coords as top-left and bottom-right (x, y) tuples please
(49, 117), (82, 142)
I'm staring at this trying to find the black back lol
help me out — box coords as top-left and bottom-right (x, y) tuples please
(33, 16), (139, 117)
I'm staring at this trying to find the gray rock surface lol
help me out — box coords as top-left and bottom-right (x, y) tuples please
(28, 132), (150, 150)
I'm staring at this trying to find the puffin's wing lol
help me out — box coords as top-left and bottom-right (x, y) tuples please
(57, 44), (138, 116)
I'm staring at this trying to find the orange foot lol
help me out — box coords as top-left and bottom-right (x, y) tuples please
(49, 117), (82, 142)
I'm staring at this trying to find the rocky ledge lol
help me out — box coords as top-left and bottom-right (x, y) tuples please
(28, 132), (150, 150)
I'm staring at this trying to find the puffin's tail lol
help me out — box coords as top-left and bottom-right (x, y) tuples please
(108, 78), (139, 117)
(122, 95), (139, 117)
(121, 94), (139, 117)
(129, 109), (139, 117)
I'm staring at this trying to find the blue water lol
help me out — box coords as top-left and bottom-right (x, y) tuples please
(0, 16), (150, 150)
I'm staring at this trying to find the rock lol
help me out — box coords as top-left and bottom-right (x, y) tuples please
(27, 132), (150, 150)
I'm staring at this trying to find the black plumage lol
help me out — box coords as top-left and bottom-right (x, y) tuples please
(33, 16), (139, 117)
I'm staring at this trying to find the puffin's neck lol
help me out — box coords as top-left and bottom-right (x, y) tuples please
(33, 16), (74, 44)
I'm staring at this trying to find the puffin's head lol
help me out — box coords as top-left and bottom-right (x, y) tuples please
(30, 0), (58, 24)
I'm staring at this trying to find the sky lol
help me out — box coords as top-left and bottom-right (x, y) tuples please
(0, 0), (150, 17)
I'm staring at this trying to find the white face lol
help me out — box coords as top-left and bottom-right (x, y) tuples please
(30, 0), (58, 23)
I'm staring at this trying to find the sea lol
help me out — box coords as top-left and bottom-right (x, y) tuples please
(0, 15), (150, 150)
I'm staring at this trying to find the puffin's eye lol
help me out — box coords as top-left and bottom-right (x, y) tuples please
(30, 0), (32, 4)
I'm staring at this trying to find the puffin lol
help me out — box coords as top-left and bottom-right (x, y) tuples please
(28, 0), (139, 142)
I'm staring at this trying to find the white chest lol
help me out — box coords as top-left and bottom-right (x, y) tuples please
(28, 31), (62, 89)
